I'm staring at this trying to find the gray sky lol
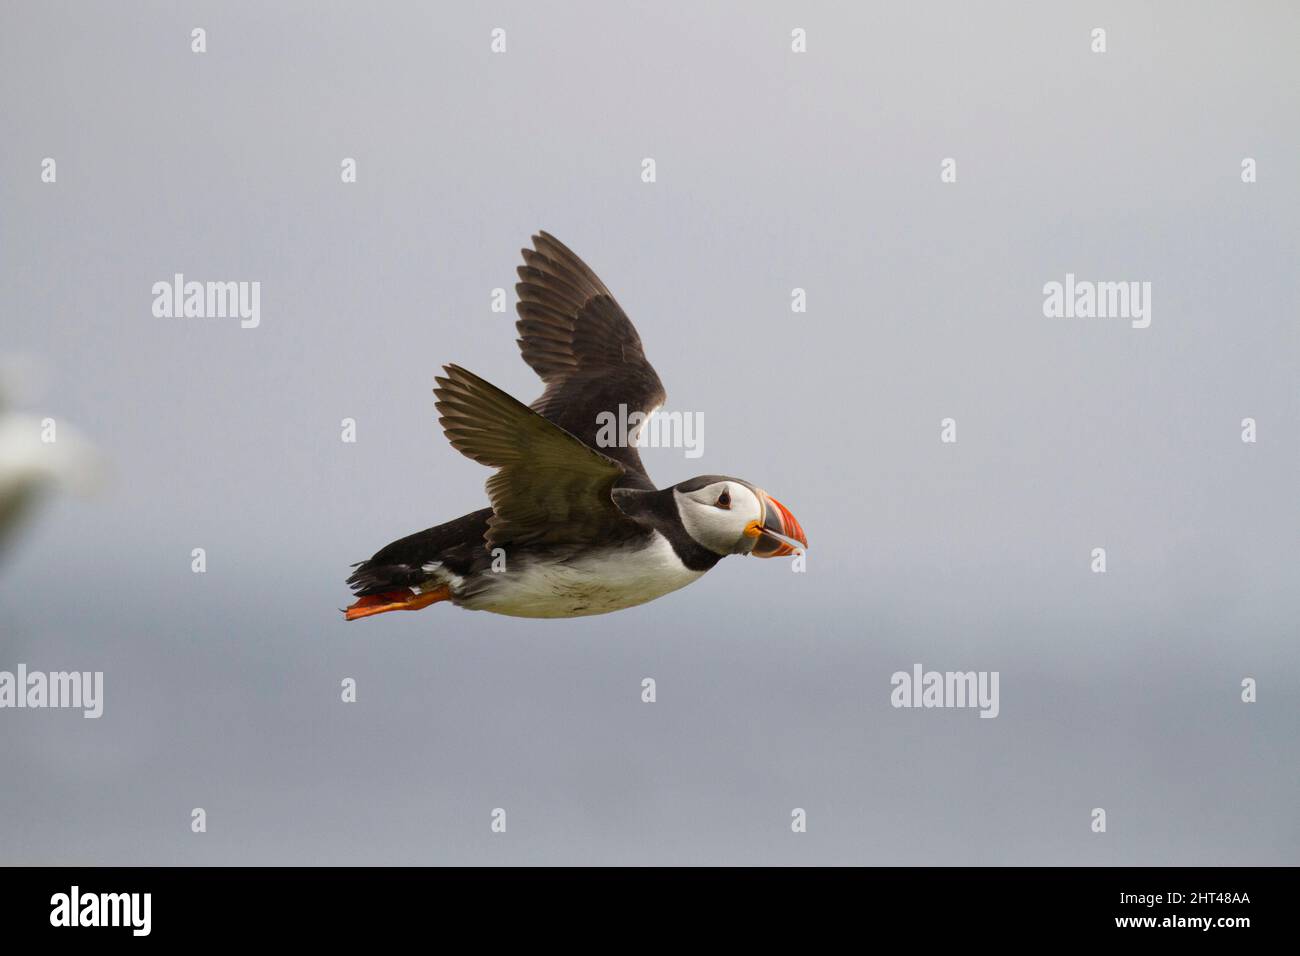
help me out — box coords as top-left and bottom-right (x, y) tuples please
(1, 0), (1297, 864)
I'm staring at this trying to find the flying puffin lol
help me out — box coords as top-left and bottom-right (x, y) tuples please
(343, 232), (806, 621)
(0, 362), (102, 561)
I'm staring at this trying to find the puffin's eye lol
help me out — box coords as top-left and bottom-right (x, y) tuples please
(716, 490), (731, 509)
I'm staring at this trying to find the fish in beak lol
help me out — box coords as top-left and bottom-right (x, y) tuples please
(745, 489), (808, 557)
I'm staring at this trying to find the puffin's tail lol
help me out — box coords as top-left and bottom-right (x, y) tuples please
(343, 585), (450, 621)
(344, 510), (492, 621)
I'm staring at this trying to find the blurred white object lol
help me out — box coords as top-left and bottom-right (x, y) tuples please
(0, 357), (104, 556)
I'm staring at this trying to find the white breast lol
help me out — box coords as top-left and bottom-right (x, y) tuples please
(463, 531), (706, 618)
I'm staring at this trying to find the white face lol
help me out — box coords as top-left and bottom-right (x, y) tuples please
(673, 480), (764, 556)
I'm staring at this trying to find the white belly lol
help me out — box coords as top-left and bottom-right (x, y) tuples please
(463, 532), (706, 618)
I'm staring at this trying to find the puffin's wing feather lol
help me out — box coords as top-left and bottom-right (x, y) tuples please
(434, 363), (635, 550)
(515, 231), (666, 484)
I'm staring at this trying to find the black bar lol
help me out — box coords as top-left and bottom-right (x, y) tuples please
(0, 866), (1283, 941)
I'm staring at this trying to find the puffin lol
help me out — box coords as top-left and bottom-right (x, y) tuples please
(0, 363), (102, 561)
(343, 232), (806, 621)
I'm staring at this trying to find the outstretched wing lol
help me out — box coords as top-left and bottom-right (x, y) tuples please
(514, 231), (666, 487)
(434, 363), (641, 550)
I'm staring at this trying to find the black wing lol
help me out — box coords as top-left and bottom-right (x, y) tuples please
(434, 363), (644, 551)
(514, 231), (666, 487)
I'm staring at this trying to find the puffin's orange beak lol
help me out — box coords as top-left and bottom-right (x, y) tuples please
(745, 490), (807, 558)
